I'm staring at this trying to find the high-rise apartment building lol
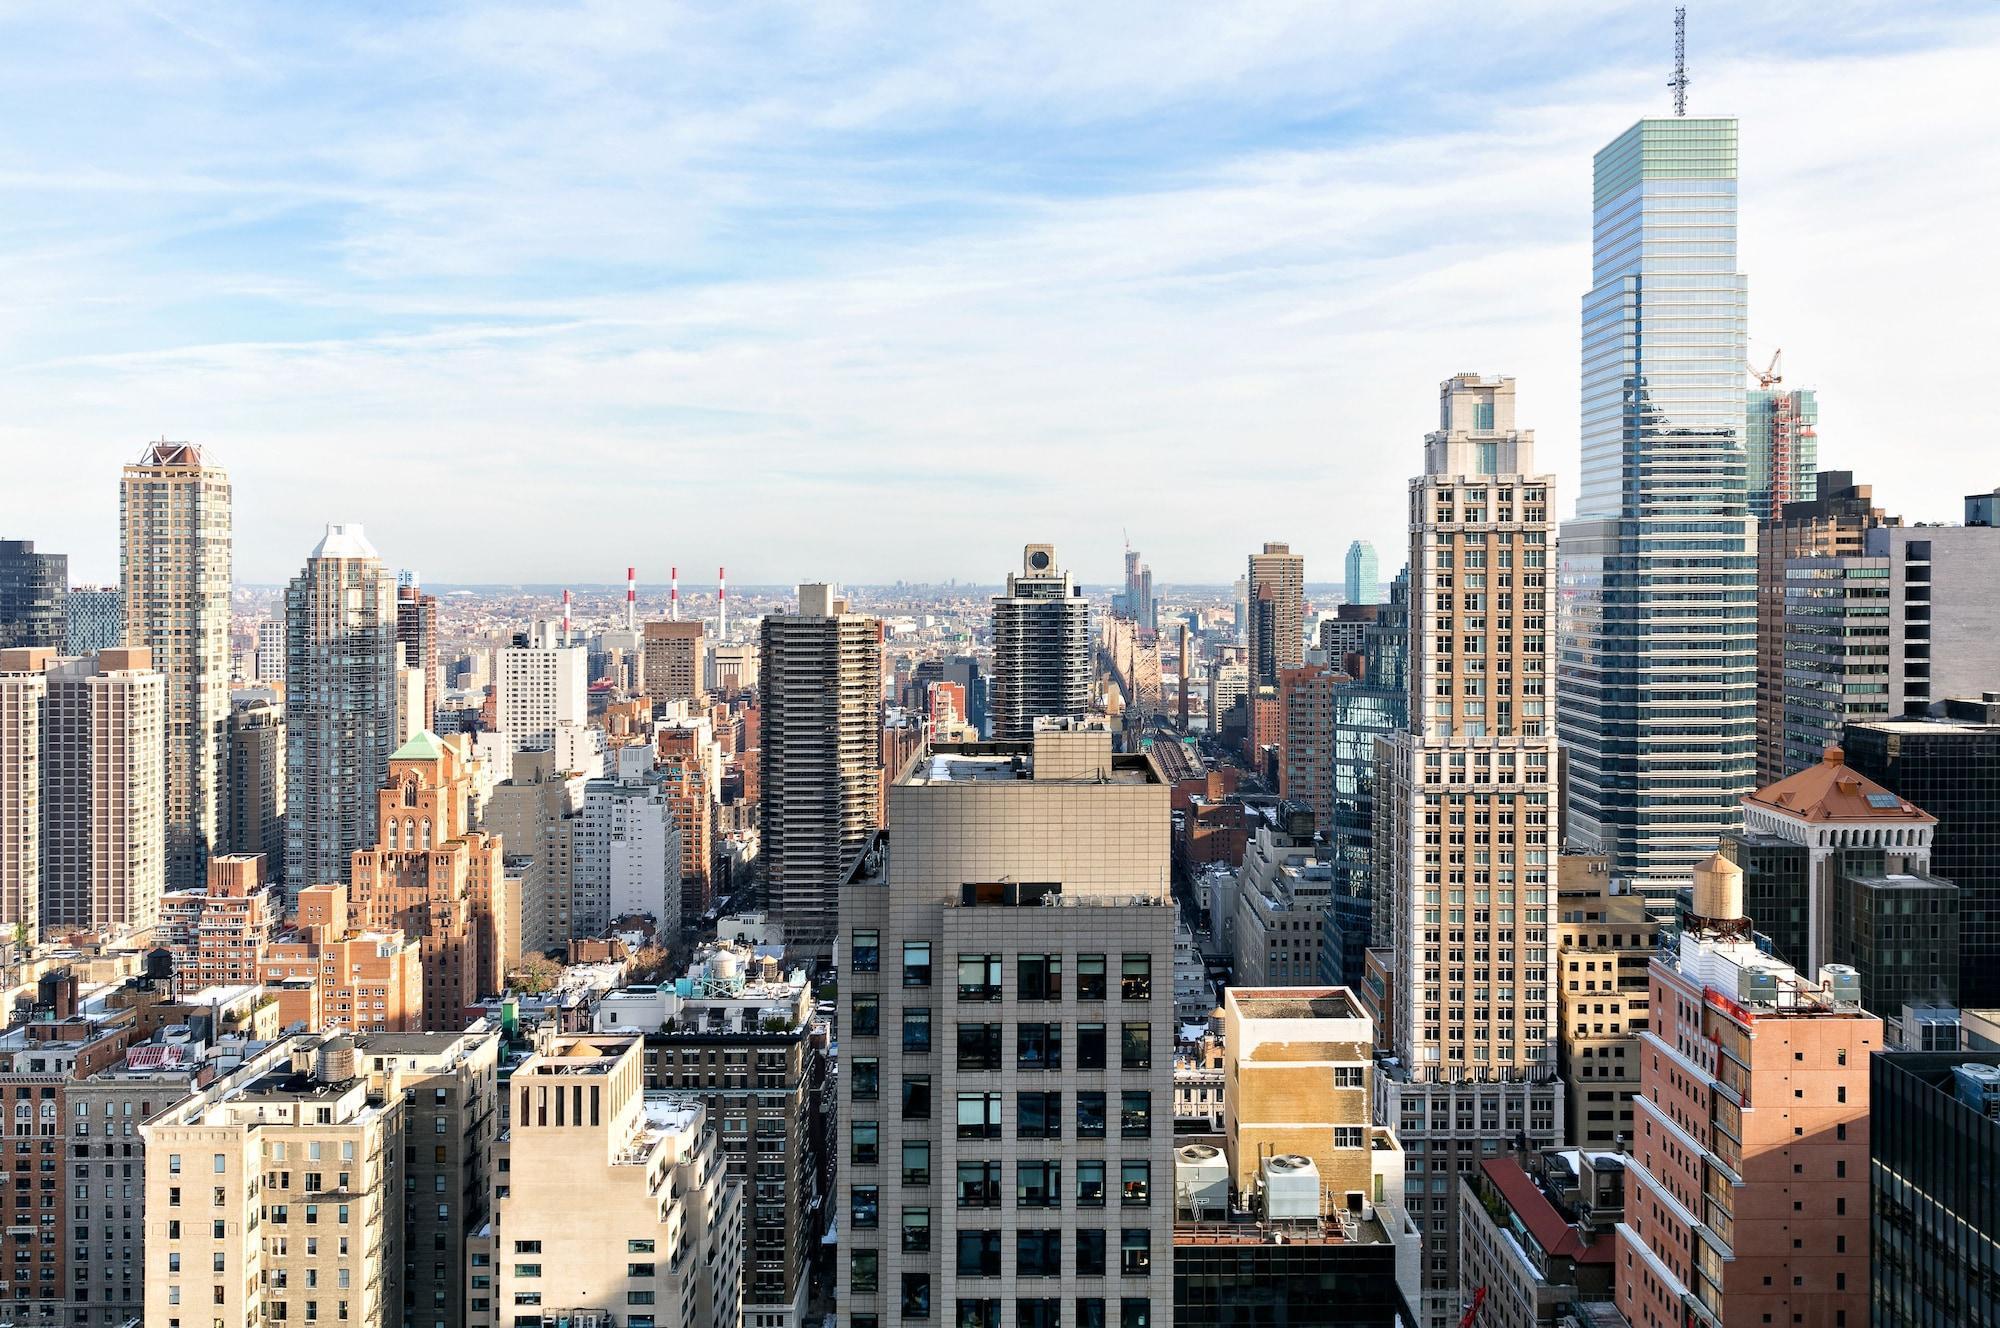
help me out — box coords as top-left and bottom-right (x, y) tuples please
(1554, 854), (1658, 1150)
(643, 619), (709, 708)
(1614, 855), (1876, 1328)
(41, 647), (167, 935)
(989, 545), (1091, 740)
(262, 882), (425, 1031)
(0, 539), (66, 649)
(1277, 663), (1342, 828)
(1558, 117), (1757, 903)
(494, 1035), (743, 1328)
(1377, 375), (1562, 1328)
(286, 524), (397, 886)
(1321, 569), (1409, 987)
(497, 620), (587, 749)
(62, 586), (124, 655)
(157, 852), (280, 995)
(760, 583), (882, 951)
(659, 749), (715, 922)
(353, 1029), (501, 1328)
(1859, 507), (2000, 717)
(1344, 539), (1380, 607)
(1753, 471), (1898, 785)
(837, 721), (1177, 1328)
(256, 617), (286, 685)
(121, 440), (232, 887)
(1117, 546), (1156, 631)
(479, 748), (583, 955)
(142, 1034), (406, 1328)
(0, 648), (50, 942)
(1845, 697), (2000, 1006)
(396, 575), (441, 731)
(578, 745), (684, 938)
(348, 732), (514, 1028)
(1745, 384), (1819, 521)
(226, 692), (286, 877)
(1229, 802), (1332, 987)
(1246, 542), (1305, 687)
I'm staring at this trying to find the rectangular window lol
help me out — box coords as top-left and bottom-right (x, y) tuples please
(850, 1250), (879, 1294)
(957, 954), (1002, 1002)
(852, 994), (880, 1038)
(628, 1240), (656, 1254)
(902, 1141), (932, 1187)
(1017, 1228), (1062, 1278)
(513, 1265), (542, 1279)
(626, 1263), (656, 1278)
(1078, 1023), (1107, 1070)
(852, 1058), (880, 1101)
(902, 1273), (932, 1321)
(957, 1303), (1000, 1328)
(1121, 1161), (1151, 1207)
(902, 1207), (931, 1253)
(1333, 1126), (1364, 1148)
(903, 1008), (933, 1054)
(1017, 955), (1062, 1001)
(957, 1023), (1002, 1071)
(1076, 1091), (1107, 1139)
(1120, 1023), (1152, 1070)
(1077, 1160), (1106, 1207)
(1121, 1230), (1152, 1276)
(1121, 1298), (1151, 1328)
(1017, 1022), (1062, 1071)
(956, 1229), (1002, 1278)
(1078, 954), (1107, 1001)
(1077, 1228), (1107, 1277)
(903, 1076), (933, 1121)
(957, 1161), (1001, 1209)
(851, 1122), (879, 1166)
(1078, 1300), (1106, 1328)
(1018, 1300), (1062, 1328)
(1333, 1065), (1363, 1089)
(957, 1092), (1002, 1140)
(1017, 1092), (1062, 1140)
(1017, 1161), (1061, 1209)
(852, 931), (879, 973)
(903, 942), (933, 988)
(851, 1187), (880, 1230)
(1120, 955), (1152, 1000)
(1120, 1092), (1151, 1139)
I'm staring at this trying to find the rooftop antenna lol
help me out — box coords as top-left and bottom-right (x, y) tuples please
(1670, 6), (1688, 117)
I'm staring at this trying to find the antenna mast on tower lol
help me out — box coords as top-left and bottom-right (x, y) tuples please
(1670, 7), (1688, 116)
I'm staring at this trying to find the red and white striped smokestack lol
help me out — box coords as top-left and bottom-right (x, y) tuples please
(718, 566), (727, 641)
(561, 588), (572, 644)
(626, 566), (637, 631)
(671, 566), (679, 621)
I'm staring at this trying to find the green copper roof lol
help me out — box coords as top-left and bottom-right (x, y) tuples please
(390, 730), (446, 762)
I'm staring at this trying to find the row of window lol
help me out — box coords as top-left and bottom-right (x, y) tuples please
(850, 1227), (1153, 1285)
(852, 1296), (1151, 1328)
(849, 1082), (1154, 1139)
(848, 1012), (1153, 1069)
(847, 1154), (1154, 1208)
(853, 941), (1153, 1002)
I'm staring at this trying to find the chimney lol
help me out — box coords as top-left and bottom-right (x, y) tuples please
(626, 566), (637, 631)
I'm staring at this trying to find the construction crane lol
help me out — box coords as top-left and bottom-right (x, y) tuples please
(1458, 1286), (1488, 1328)
(1749, 348), (1784, 390)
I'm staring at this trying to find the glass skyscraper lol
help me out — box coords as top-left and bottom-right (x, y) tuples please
(1558, 118), (1757, 907)
(1343, 539), (1380, 606)
(1746, 385), (1819, 521)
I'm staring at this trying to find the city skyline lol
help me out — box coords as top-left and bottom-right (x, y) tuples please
(3, 5), (1997, 585)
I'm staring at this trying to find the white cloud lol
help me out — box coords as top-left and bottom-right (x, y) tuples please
(0, 3), (1994, 587)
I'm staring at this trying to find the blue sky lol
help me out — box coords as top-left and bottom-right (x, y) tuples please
(3, 2), (1997, 586)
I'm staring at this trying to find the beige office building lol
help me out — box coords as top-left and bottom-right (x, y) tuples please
(142, 1034), (405, 1328)
(760, 584), (882, 952)
(122, 441), (232, 888)
(1376, 375), (1563, 1328)
(1246, 542), (1305, 687)
(1554, 854), (1658, 1150)
(42, 647), (167, 934)
(838, 720), (1177, 1328)
(644, 620), (709, 708)
(0, 648), (50, 941)
(495, 1034), (743, 1328)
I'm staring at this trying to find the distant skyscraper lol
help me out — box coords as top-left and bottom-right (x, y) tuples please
(988, 544), (1090, 740)
(396, 573), (441, 732)
(254, 618), (285, 684)
(760, 583), (882, 951)
(225, 691), (286, 880)
(642, 619), (708, 708)
(1321, 566), (1408, 987)
(121, 440), (232, 887)
(1754, 470), (1899, 785)
(61, 587), (123, 655)
(1343, 539), (1380, 606)
(1377, 375), (1561, 1328)
(1246, 541), (1304, 686)
(1745, 383), (1819, 521)
(40, 647), (166, 935)
(285, 524), (397, 887)
(1118, 545), (1157, 630)
(0, 539), (66, 649)
(497, 620), (588, 749)
(0, 649), (51, 943)
(1558, 117), (1756, 906)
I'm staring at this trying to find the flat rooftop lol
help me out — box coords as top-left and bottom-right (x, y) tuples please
(898, 744), (1160, 786)
(1229, 988), (1363, 1021)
